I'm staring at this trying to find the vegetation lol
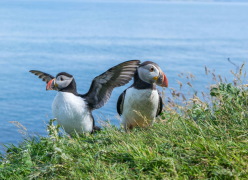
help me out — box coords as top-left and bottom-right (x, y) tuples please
(0, 64), (247, 179)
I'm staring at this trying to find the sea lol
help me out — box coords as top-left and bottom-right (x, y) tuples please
(0, 0), (248, 152)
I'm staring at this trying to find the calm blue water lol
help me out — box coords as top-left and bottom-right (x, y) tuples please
(0, 0), (248, 151)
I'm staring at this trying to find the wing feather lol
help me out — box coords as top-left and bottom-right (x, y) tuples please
(83, 60), (140, 110)
(156, 92), (163, 117)
(29, 70), (54, 83)
(117, 90), (126, 115)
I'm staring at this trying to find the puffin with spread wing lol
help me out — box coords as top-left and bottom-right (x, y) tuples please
(30, 60), (140, 134)
(117, 61), (168, 131)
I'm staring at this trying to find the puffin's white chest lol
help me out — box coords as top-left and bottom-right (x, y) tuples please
(122, 88), (159, 127)
(52, 92), (93, 134)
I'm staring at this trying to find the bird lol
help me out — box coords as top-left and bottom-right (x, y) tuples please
(117, 61), (168, 131)
(30, 60), (140, 134)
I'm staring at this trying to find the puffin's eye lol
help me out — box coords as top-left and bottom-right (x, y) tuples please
(150, 67), (154, 72)
(60, 77), (64, 81)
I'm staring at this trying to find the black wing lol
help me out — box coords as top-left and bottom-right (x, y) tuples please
(117, 89), (127, 116)
(29, 70), (54, 83)
(156, 92), (163, 117)
(83, 60), (140, 110)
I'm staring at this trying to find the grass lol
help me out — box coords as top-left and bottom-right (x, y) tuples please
(1, 63), (248, 179)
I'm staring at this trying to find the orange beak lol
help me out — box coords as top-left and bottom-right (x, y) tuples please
(46, 79), (55, 90)
(156, 72), (168, 87)
(161, 73), (168, 87)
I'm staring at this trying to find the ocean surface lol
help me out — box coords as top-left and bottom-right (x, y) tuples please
(0, 0), (248, 151)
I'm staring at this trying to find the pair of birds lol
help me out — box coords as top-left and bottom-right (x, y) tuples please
(30, 60), (168, 134)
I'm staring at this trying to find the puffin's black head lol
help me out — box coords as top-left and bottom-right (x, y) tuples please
(136, 61), (168, 87)
(46, 72), (77, 92)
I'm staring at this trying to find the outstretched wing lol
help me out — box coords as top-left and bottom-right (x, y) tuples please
(29, 70), (54, 83)
(117, 89), (127, 116)
(83, 60), (140, 110)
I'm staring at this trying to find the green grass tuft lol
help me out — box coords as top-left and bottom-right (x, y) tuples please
(1, 64), (248, 179)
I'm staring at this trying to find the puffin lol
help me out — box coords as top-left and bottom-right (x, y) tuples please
(117, 61), (168, 131)
(30, 60), (140, 134)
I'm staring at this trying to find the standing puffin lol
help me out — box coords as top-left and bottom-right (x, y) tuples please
(117, 61), (168, 131)
(30, 60), (140, 134)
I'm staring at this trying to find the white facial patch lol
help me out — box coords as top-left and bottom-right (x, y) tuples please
(56, 75), (73, 90)
(138, 64), (160, 84)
